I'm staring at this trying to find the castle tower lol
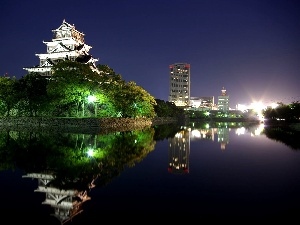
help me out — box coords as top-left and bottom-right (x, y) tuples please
(23, 20), (100, 76)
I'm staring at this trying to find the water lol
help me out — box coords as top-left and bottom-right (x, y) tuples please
(0, 122), (299, 224)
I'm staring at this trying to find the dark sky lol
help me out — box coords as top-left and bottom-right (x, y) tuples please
(1, 0), (299, 108)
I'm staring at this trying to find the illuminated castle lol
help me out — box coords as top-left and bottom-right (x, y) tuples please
(23, 20), (100, 76)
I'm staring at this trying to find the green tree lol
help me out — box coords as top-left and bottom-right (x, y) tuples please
(0, 77), (19, 116)
(47, 61), (100, 117)
(16, 73), (49, 116)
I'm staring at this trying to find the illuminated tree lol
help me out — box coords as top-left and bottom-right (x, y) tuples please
(47, 61), (100, 117)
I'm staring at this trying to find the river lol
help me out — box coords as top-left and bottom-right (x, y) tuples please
(0, 121), (299, 224)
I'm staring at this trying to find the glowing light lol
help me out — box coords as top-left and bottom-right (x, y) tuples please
(237, 104), (248, 112)
(250, 101), (266, 112)
(271, 103), (278, 109)
(87, 95), (96, 103)
(87, 148), (94, 157)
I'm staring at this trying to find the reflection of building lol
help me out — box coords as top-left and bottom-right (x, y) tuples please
(190, 127), (214, 141)
(23, 20), (100, 76)
(168, 129), (190, 174)
(22, 172), (92, 224)
(168, 63), (191, 107)
(218, 87), (229, 112)
(217, 127), (230, 150)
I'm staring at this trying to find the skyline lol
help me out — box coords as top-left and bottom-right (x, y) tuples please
(1, 0), (299, 108)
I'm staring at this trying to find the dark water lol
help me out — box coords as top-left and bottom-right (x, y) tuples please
(0, 122), (299, 223)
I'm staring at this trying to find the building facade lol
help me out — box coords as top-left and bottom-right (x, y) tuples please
(168, 63), (191, 107)
(217, 87), (230, 111)
(23, 20), (100, 76)
(190, 96), (214, 110)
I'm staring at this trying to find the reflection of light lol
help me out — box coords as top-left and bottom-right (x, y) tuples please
(191, 129), (201, 138)
(205, 123), (210, 129)
(87, 148), (94, 157)
(255, 124), (264, 135)
(251, 124), (265, 136)
(236, 127), (245, 135)
(175, 132), (182, 138)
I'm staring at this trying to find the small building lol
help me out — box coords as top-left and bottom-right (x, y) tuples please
(190, 96), (214, 110)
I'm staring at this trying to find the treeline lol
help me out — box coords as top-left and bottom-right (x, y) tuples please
(263, 102), (300, 122)
(0, 61), (183, 118)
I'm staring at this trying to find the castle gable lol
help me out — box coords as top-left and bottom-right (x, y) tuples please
(50, 42), (72, 53)
(41, 59), (54, 67)
(52, 20), (85, 43)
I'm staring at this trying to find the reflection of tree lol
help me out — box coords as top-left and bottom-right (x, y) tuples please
(152, 123), (183, 141)
(263, 125), (300, 150)
(93, 128), (156, 186)
(0, 127), (156, 189)
(0, 127), (157, 223)
(0, 130), (18, 171)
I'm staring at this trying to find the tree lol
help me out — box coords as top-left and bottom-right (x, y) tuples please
(47, 61), (101, 117)
(16, 73), (49, 116)
(0, 77), (19, 116)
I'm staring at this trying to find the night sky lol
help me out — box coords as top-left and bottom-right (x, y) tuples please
(1, 0), (299, 108)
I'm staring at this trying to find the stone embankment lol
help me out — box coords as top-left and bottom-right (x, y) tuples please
(0, 117), (178, 134)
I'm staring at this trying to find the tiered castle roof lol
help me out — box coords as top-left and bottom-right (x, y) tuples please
(23, 19), (100, 75)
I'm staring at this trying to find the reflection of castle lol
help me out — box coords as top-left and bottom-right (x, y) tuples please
(168, 129), (190, 174)
(22, 172), (92, 224)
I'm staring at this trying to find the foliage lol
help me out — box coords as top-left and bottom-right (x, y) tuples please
(0, 77), (19, 116)
(0, 62), (179, 119)
(263, 101), (300, 122)
(47, 61), (101, 117)
(16, 73), (50, 116)
(154, 99), (184, 117)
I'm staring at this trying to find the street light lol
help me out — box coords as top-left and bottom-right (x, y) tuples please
(88, 95), (97, 117)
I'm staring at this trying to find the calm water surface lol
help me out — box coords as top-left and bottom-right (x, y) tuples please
(0, 123), (299, 224)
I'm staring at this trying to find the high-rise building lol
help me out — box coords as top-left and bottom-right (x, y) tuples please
(168, 63), (191, 107)
(23, 20), (100, 76)
(218, 87), (230, 111)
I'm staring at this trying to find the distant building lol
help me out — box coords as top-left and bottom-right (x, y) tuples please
(23, 20), (100, 76)
(168, 63), (191, 107)
(190, 96), (214, 110)
(218, 87), (229, 112)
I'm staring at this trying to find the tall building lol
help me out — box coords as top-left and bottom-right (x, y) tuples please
(23, 20), (100, 76)
(218, 87), (230, 111)
(168, 63), (191, 107)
